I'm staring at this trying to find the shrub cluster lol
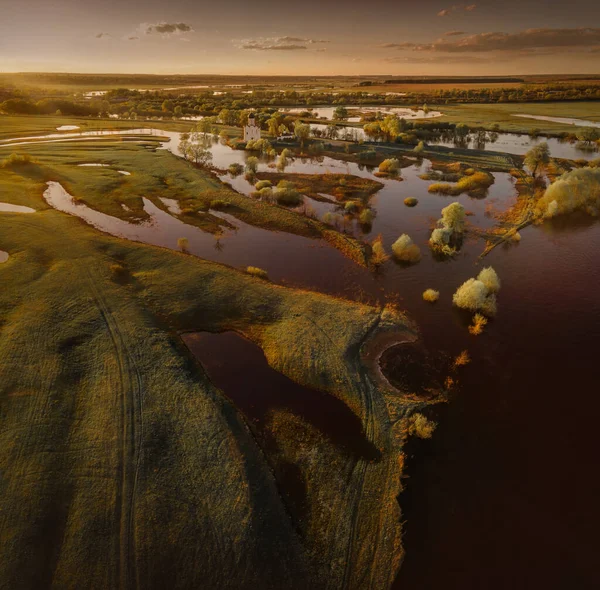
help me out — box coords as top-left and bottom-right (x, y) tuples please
(428, 170), (494, 197)
(422, 289), (440, 303)
(391, 234), (421, 264)
(453, 266), (501, 317)
(535, 166), (600, 218)
(228, 162), (243, 176)
(429, 202), (466, 255)
(378, 158), (401, 176)
(274, 180), (301, 206)
(246, 138), (273, 154)
(407, 413), (436, 439)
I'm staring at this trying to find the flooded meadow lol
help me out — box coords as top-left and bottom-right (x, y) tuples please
(2, 123), (600, 588)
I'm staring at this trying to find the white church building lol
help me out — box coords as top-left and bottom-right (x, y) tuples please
(243, 112), (261, 142)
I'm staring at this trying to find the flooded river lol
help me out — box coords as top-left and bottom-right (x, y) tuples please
(2, 126), (600, 588)
(431, 131), (598, 161)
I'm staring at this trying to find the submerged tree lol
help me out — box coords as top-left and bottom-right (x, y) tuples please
(294, 121), (311, 148)
(524, 142), (551, 177)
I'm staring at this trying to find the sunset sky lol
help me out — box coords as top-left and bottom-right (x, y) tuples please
(1, 0), (599, 75)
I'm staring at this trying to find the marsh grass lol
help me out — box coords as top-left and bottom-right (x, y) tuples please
(453, 350), (471, 368)
(468, 313), (488, 335)
(246, 266), (269, 279)
(371, 235), (389, 266)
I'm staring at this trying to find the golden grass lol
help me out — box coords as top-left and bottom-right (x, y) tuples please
(371, 234), (389, 266)
(453, 350), (471, 368)
(468, 313), (488, 335)
(246, 266), (269, 279)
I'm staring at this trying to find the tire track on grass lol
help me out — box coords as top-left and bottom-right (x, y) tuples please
(85, 268), (143, 590)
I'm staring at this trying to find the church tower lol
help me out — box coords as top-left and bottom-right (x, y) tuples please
(243, 112), (261, 142)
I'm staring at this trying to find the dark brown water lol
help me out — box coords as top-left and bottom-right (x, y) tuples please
(22, 130), (600, 587)
(182, 331), (380, 462)
(394, 216), (600, 590)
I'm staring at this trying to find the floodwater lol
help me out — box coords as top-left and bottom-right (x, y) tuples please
(283, 106), (443, 121)
(158, 197), (181, 215)
(182, 331), (379, 461)
(42, 181), (355, 289)
(309, 123), (367, 141)
(6, 126), (600, 588)
(512, 114), (600, 128)
(0, 202), (36, 213)
(0, 127), (161, 148)
(431, 131), (599, 161)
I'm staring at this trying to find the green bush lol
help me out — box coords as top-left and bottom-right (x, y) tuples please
(245, 156), (259, 175)
(378, 158), (401, 175)
(429, 202), (466, 255)
(391, 234), (421, 264)
(453, 266), (501, 317)
(477, 267), (501, 294)
(228, 163), (243, 176)
(359, 209), (374, 225)
(274, 180), (301, 206)
(254, 180), (272, 190)
(413, 141), (425, 154)
(535, 166), (600, 218)
(422, 289), (440, 303)
(428, 171), (493, 197)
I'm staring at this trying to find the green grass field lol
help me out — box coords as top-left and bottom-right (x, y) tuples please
(433, 102), (600, 133)
(0, 133), (421, 587)
(0, 134), (370, 264)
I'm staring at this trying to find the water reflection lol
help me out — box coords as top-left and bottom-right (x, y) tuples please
(42, 181), (357, 289)
(430, 130), (597, 160)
